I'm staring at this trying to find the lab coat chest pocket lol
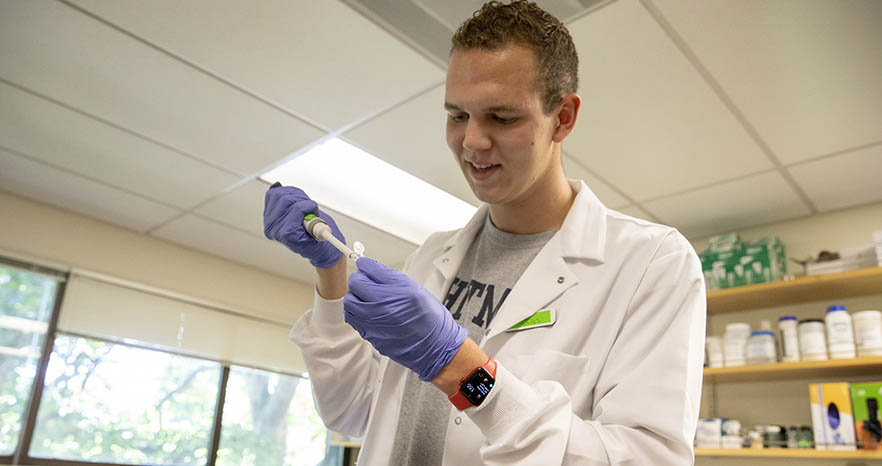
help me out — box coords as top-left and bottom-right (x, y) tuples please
(506, 349), (594, 416)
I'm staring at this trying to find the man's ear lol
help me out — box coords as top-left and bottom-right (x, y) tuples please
(552, 93), (581, 143)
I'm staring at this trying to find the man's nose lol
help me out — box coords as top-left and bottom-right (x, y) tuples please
(463, 120), (491, 152)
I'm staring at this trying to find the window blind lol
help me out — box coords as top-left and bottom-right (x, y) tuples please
(59, 274), (306, 374)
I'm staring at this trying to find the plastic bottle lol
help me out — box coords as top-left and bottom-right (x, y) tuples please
(746, 330), (777, 364)
(705, 336), (724, 368)
(853, 310), (882, 356)
(825, 305), (856, 359)
(787, 426), (800, 449)
(799, 319), (828, 361)
(778, 316), (800, 362)
(724, 323), (751, 367)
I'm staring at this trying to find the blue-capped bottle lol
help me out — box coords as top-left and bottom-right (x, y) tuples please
(825, 305), (856, 359)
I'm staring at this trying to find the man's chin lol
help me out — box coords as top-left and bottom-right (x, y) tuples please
(471, 188), (504, 206)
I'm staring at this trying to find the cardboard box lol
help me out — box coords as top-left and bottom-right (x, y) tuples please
(744, 237), (787, 284)
(699, 250), (718, 291)
(810, 383), (857, 450)
(709, 232), (743, 253)
(700, 235), (787, 290)
(851, 382), (882, 450)
(807, 245), (878, 276)
(712, 251), (741, 290)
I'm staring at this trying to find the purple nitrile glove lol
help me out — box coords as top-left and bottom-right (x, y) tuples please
(344, 257), (469, 382)
(263, 185), (346, 268)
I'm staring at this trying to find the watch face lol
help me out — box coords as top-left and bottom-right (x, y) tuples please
(460, 367), (495, 406)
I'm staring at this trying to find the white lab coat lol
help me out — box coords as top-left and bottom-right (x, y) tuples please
(290, 180), (706, 465)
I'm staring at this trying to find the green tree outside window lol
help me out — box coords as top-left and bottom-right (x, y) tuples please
(0, 265), (58, 455)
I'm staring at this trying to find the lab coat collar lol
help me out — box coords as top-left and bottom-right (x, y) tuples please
(440, 179), (607, 263)
(431, 180), (608, 342)
(559, 179), (607, 264)
(480, 181), (609, 342)
(433, 204), (490, 281)
(443, 204), (489, 251)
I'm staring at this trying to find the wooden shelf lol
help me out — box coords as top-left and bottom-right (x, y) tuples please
(706, 266), (882, 314)
(704, 356), (882, 383)
(695, 448), (882, 459)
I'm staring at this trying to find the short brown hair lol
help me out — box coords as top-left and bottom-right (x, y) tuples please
(451, 0), (579, 114)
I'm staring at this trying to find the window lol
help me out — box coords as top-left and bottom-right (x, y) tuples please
(29, 336), (221, 465)
(1, 258), (339, 466)
(217, 366), (328, 466)
(0, 264), (59, 455)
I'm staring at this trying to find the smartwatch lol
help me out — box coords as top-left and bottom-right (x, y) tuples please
(448, 358), (497, 410)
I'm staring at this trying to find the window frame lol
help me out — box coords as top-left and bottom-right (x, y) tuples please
(0, 257), (67, 466)
(1, 257), (332, 466)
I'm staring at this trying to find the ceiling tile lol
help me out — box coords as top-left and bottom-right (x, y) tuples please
(413, 0), (589, 31)
(562, 153), (629, 209)
(564, 0), (772, 201)
(195, 180), (268, 238)
(69, 0), (444, 131)
(342, 0), (455, 68)
(343, 85), (479, 206)
(653, 0), (882, 163)
(0, 0), (323, 176)
(195, 180), (419, 268)
(151, 214), (315, 283)
(788, 145), (882, 212)
(0, 148), (179, 233)
(0, 81), (238, 210)
(643, 171), (810, 239)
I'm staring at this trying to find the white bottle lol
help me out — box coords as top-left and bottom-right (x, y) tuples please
(705, 336), (724, 368)
(825, 305), (856, 359)
(853, 310), (882, 356)
(746, 331), (777, 364)
(778, 316), (800, 362)
(724, 322), (751, 367)
(799, 319), (828, 361)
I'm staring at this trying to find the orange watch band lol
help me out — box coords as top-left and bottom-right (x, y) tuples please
(448, 357), (497, 410)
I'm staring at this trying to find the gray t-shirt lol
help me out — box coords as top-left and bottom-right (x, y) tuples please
(389, 214), (557, 465)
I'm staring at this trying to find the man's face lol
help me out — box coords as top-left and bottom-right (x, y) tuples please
(445, 45), (560, 208)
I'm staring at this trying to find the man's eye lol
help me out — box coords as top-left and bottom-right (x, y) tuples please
(492, 116), (516, 124)
(450, 113), (468, 122)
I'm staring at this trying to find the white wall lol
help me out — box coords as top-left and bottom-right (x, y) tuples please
(4, 190), (881, 464)
(692, 201), (882, 466)
(0, 190), (315, 327)
(690, 201), (882, 271)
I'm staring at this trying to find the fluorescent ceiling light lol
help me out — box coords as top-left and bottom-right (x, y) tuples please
(261, 138), (477, 245)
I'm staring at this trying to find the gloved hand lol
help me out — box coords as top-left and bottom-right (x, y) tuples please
(263, 185), (346, 268)
(344, 257), (469, 382)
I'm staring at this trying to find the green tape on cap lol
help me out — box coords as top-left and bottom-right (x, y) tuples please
(304, 213), (317, 221)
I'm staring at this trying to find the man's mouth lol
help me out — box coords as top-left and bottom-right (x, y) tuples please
(467, 161), (501, 180)
(469, 161), (499, 171)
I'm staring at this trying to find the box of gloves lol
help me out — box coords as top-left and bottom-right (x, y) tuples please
(699, 233), (787, 290)
(810, 382), (857, 450)
(851, 382), (882, 450)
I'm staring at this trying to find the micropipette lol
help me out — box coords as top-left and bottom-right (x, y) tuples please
(303, 213), (364, 261)
(269, 182), (364, 262)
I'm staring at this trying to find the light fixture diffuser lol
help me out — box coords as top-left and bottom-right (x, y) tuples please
(261, 138), (477, 245)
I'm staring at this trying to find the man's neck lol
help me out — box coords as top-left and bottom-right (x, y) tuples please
(488, 173), (576, 235)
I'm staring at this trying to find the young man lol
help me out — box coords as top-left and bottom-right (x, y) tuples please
(264, 1), (706, 464)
